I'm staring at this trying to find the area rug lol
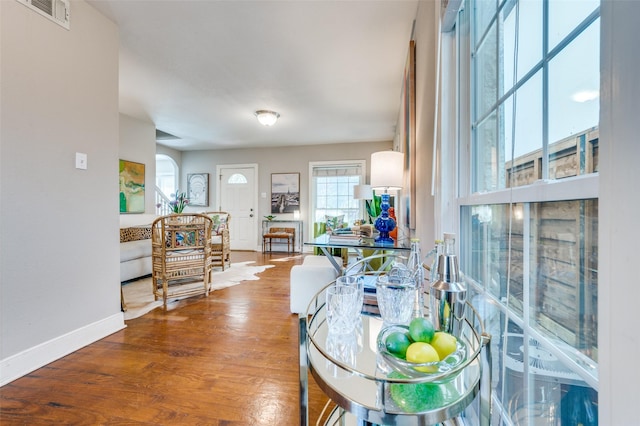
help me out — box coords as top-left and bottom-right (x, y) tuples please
(122, 261), (274, 320)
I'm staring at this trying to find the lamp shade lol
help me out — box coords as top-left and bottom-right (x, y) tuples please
(370, 151), (404, 190)
(254, 110), (280, 126)
(353, 184), (373, 200)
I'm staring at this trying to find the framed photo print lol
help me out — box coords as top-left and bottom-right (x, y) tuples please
(187, 173), (209, 207)
(271, 172), (300, 214)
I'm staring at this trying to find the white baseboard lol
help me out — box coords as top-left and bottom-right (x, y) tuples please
(0, 313), (126, 386)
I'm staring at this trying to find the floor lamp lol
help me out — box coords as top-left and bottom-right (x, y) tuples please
(370, 151), (404, 244)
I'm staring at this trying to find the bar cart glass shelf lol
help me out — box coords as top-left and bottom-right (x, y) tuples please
(299, 285), (492, 425)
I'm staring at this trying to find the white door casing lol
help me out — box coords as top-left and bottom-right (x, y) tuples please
(216, 164), (258, 251)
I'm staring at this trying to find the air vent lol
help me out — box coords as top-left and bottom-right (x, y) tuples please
(16, 0), (70, 30)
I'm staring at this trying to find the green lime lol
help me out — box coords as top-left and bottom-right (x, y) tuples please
(408, 317), (435, 343)
(385, 331), (411, 358)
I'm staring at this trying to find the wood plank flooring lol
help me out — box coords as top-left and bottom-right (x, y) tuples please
(0, 252), (330, 425)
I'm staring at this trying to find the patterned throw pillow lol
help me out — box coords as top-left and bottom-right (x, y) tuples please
(324, 215), (345, 233)
(209, 213), (228, 235)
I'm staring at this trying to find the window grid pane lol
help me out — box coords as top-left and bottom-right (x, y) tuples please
(472, 3), (600, 189)
(500, 0), (543, 95)
(548, 19), (600, 145)
(474, 23), (498, 121)
(462, 200), (598, 422)
(313, 175), (361, 225)
(530, 199), (598, 358)
(474, 0), (497, 43)
(473, 111), (499, 192)
(548, 0), (600, 51)
(503, 71), (544, 187)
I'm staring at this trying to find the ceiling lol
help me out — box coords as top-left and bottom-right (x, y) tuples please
(86, 0), (419, 151)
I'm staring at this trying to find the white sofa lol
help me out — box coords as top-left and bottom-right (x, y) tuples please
(120, 237), (152, 282)
(289, 255), (342, 314)
(120, 214), (156, 282)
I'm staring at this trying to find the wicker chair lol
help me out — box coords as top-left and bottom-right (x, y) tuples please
(203, 211), (231, 270)
(151, 214), (214, 305)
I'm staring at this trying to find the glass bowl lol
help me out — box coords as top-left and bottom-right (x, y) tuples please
(377, 324), (466, 380)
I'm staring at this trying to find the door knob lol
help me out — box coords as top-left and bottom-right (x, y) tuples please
(250, 214), (254, 217)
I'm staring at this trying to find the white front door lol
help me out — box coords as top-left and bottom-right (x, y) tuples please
(217, 165), (258, 251)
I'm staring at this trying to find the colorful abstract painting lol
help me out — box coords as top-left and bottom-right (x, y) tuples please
(119, 160), (145, 213)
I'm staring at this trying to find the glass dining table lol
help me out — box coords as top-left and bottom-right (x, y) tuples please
(304, 234), (412, 274)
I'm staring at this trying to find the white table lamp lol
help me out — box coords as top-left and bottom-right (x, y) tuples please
(370, 151), (404, 244)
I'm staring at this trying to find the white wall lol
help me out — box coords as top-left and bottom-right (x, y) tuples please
(156, 144), (183, 167)
(0, 0), (124, 385)
(598, 0), (640, 422)
(179, 141), (392, 248)
(412, 0), (439, 250)
(119, 113), (158, 227)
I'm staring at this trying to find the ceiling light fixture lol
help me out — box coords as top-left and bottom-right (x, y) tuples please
(254, 110), (280, 126)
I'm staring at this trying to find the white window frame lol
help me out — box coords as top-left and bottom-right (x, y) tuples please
(307, 160), (366, 249)
(439, 0), (601, 414)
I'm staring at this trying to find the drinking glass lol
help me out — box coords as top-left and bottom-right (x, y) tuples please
(326, 329), (358, 378)
(326, 285), (359, 334)
(376, 274), (415, 326)
(337, 275), (364, 313)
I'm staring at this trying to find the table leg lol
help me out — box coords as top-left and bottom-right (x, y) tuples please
(378, 253), (398, 271)
(480, 332), (492, 426)
(319, 246), (343, 274)
(299, 314), (309, 426)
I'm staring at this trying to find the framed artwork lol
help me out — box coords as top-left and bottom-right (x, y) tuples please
(271, 172), (300, 214)
(187, 173), (209, 207)
(119, 159), (145, 213)
(396, 40), (416, 230)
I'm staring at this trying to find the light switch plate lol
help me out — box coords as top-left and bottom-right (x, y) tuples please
(75, 152), (87, 170)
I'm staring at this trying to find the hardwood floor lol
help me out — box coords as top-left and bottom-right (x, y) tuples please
(0, 252), (329, 425)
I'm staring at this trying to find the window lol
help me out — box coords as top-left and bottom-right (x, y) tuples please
(309, 161), (365, 237)
(228, 173), (247, 184)
(452, 1), (600, 424)
(155, 154), (178, 197)
(155, 154), (179, 215)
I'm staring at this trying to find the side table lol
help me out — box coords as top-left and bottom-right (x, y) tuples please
(299, 286), (492, 425)
(262, 220), (303, 252)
